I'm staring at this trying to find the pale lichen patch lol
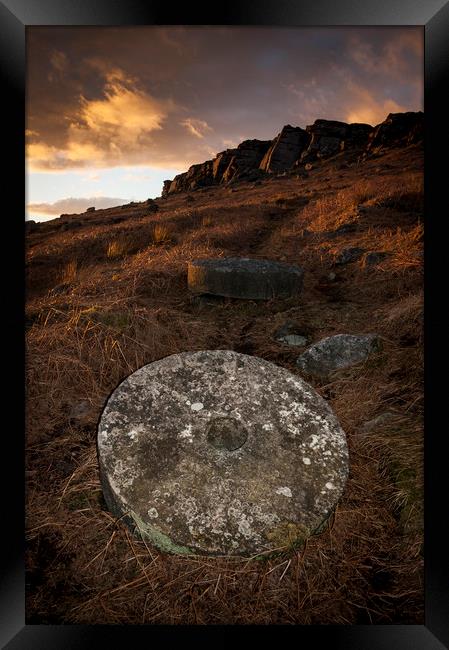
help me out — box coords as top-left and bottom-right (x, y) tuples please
(275, 486), (292, 497)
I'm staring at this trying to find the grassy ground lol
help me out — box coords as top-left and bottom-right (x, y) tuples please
(25, 144), (423, 624)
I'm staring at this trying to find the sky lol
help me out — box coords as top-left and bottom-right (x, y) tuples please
(26, 26), (423, 221)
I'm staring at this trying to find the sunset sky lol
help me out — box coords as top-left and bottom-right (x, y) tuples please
(26, 26), (423, 221)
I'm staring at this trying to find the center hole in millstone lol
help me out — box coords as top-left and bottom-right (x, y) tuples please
(206, 417), (248, 451)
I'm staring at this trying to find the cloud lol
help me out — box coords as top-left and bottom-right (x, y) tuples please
(27, 67), (176, 171)
(26, 27), (423, 178)
(180, 118), (213, 139)
(27, 196), (128, 216)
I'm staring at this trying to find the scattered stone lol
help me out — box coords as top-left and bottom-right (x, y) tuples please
(97, 350), (349, 556)
(69, 400), (93, 422)
(359, 411), (396, 434)
(278, 334), (308, 347)
(274, 321), (308, 347)
(296, 333), (379, 379)
(335, 247), (365, 265)
(188, 257), (304, 300)
(362, 251), (389, 266)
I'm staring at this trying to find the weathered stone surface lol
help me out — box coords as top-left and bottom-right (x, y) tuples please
(259, 125), (309, 173)
(162, 139), (270, 195)
(366, 111), (424, 154)
(97, 350), (349, 556)
(187, 257), (304, 300)
(296, 334), (379, 379)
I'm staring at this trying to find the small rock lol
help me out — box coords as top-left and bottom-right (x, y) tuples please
(86, 206), (96, 212)
(335, 247), (365, 265)
(274, 321), (308, 346)
(304, 163), (313, 171)
(296, 333), (379, 379)
(328, 272), (336, 281)
(69, 400), (92, 421)
(277, 334), (308, 347)
(359, 412), (396, 434)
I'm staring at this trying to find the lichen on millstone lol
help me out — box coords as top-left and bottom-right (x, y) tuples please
(97, 350), (349, 557)
(187, 257), (304, 299)
(296, 334), (379, 379)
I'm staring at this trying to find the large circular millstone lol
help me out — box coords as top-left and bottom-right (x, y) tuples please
(187, 257), (304, 299)
(97, 350), (349, 557)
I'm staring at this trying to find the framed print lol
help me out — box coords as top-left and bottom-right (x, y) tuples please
(2, 0), (448, 647)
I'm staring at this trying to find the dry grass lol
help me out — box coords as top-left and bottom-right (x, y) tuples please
(25, 144), (423, 624)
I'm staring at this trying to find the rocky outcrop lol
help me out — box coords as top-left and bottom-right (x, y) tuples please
(366, 111), (423, 153)
(162, 139), (270, 197)
(259, 125), (309, 172)
(300, 120), (372, 162)
(161, 112), (422, 196)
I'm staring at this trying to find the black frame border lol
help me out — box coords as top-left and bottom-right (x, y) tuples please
(2, 0), (448, 647)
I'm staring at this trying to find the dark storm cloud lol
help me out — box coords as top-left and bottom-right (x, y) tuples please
(26, 26), (423, 172)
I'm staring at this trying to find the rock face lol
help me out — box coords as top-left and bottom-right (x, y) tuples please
(296, 334), (379, 379)
(97, 350), (349, 556)
(162, 139), (270, 196)
(160, 111), (422, 196)
(300, 120), (372, 162)
(187, 257), (304, 300)
(366, 112), (424, 153)
(259, 125), (309, 172)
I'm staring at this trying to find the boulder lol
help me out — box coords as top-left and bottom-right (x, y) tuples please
(366, 112), (424, 153)
(296, 334), (379, 378)
(187, 257), (304, 300)
(259, 125), (309, 173)
(97, 350), (349, 556)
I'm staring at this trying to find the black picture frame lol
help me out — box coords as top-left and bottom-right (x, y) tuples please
(3, 0), (448, 647)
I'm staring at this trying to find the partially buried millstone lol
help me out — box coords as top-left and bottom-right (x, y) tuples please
(97, 350), (349, 557)
(187, 257), (304, 299)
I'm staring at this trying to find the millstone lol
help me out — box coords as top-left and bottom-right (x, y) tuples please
(187, 257), (304, 299)
(97, 350), (349, 557)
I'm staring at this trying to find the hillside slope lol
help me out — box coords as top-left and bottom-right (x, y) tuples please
(25, 122), (423, 624)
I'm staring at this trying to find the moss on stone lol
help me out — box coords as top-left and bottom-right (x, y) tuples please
(129, 510), (195, 555)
